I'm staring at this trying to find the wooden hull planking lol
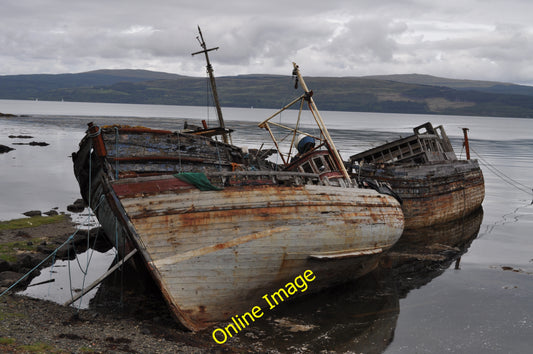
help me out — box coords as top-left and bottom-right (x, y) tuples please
(115, 181), (403, 330)
(357, 160), (484, 229)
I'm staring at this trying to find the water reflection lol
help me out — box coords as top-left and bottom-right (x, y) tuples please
(84, 208), (483, 352)
(17, 228), (116, 309)
(380, 207), (484, 299)
(225, 208), (484, 352)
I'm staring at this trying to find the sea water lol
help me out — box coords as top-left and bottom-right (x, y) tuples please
(1, 99), (532, 352)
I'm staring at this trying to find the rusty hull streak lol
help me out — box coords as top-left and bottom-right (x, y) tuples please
(154, 226), (290, 267)
(112, 177), (195, 198)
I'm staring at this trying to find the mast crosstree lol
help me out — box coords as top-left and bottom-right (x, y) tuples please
(192, 26), (229, 144)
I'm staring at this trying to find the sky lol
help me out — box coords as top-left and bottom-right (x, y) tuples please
(2, 0), (533, 84)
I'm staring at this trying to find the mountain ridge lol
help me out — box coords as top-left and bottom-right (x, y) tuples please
(1, 69), (533, 118)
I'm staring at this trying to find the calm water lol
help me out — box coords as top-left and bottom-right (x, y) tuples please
(1, 99), (532, 352)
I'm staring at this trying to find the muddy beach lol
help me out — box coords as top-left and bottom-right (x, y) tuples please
(0, 215), (237, 353)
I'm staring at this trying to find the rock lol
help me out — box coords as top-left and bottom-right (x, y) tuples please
(0, 260), (11, 272)
(0, 144), (14, 153)
(0, 271), (27, 288)
(29, 141), (50, 146)
(55, 244), (76, 260)
(67, 204), (84, 213)
(16, 230), (31, 238)
(14, 253), (47, 272)
(23, 210), (42, 217)
(11, 141), (50, 146)
(44, 210), (59, 216)
(8, 135), (33, 139)
(67, 199), (86, 213)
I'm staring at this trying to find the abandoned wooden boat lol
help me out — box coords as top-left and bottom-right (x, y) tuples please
(349, 122), (485, 229)
(71, 31), (403, 331)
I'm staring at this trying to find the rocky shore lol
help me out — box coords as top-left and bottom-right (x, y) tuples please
(0, 213), (238, 353)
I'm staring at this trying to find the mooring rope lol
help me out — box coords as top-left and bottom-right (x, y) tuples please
(471, 147), (533, 197)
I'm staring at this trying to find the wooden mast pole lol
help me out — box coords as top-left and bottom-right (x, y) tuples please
(192, 26), (229, 144)
(291, 63), (350, 180)
(462, 127), (471, 160)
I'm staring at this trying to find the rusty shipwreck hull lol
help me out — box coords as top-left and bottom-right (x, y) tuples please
(349, 122), (485, 229)
(72, 125), (404, 331)
(356, 160), (484, 229)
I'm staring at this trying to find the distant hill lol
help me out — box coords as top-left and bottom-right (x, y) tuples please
(0, 69), (184, 100)
(1, 69), (533, 118)
(365, 73), (533, 97)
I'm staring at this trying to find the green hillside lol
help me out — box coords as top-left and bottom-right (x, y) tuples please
(1, 70), (533, 118)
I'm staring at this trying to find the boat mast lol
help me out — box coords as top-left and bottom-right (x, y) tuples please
(191, 26), (229, 144)
(291, 63), (350, 180)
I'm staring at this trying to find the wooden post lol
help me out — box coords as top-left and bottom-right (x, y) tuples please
(462, 128), (471, 160)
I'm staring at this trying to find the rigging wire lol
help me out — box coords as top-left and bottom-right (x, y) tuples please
(471, 146), (533, 197)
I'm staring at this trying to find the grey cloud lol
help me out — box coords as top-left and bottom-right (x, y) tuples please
(2, 0), (533, 84)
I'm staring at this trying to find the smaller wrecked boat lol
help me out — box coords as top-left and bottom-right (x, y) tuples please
(349, 122), (484, 229)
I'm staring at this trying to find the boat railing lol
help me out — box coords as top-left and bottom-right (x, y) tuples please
(207, 170), (322, 186)
(349, 122), (458, 165)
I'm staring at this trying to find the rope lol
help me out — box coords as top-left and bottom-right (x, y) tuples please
(0, 230), (79, 299)
(471, 147), (533, 196)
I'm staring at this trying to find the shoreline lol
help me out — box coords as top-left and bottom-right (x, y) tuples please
(0, 215), (236, 353)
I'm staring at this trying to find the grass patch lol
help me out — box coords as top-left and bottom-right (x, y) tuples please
(0, 337), (16, 345)
(0, 238), (45, 262)
(0, 306), (26, 321)
(0, 214), (67, 231)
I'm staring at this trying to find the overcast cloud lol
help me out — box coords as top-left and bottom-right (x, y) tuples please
(2, 0), (533, 84)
